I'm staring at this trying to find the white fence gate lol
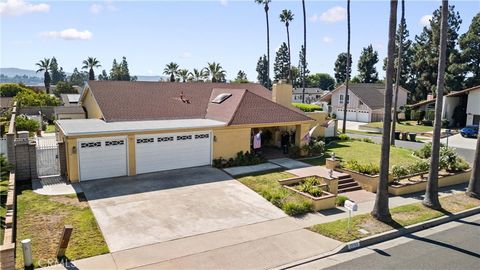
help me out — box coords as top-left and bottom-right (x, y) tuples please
(0, 138), (7, 157)
(36, 137), (60, 177)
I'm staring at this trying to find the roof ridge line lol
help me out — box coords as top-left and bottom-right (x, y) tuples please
(226, 89), (248, 125)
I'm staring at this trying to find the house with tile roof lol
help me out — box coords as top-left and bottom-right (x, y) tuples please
(55, 80), (316, 182)
(321, 83), (408, 123)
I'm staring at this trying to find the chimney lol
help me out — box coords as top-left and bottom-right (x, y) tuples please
(272, 80), (293, 108)
(427, 94), (434, 101)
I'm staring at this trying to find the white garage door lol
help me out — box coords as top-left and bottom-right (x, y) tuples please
(135, 131), (212, 174)
(336, 109), (357, 121)
(78, 137), (128, 181)
(357, 111), (370, 122)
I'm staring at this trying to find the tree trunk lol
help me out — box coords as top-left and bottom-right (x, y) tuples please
(302, 0), (307, 103)
(371, 0), (397, 222)
(390, 0), (405, 146)
(342, 0), (351, 134)
(265, 4), (270, 88)
(170, 74), (175, 82)
(423, 0), (448, 210)
(89, 68), (95, 81)
(466, 134), (480, 199)
(287, 25), (292, 83)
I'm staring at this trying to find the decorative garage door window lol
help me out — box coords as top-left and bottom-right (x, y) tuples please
(177, 135), (192, 141)
(137, 138), (154, 144)
(195, 134), (209, 139)
(105, 140), (125, 146)
(80, 142), (101, 148)
(158, 136), (174, 142)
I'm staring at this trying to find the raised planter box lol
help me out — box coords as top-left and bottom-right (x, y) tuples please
(279, 175), (337, 211)
(388, 169), (472, 196)
(279, 175), (339, 195)
(337, 168), (394, 193)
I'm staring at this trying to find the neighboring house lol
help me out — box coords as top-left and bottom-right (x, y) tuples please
(0, 97), (13, 109)
(60, 94), (81, 106)
(54, 106), (86, 120)
(410, 85), (480, 127)
(55, 81), (314, 182)
(292, 88), (327, 104)
(321, 83), (408, 123)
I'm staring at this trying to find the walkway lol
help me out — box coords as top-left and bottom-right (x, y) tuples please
(32, 176), (81, 195)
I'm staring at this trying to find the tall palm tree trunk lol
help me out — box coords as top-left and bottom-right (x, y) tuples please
(342, 0), (351, 133)
(301, 0), (306, 103)
(371, 0), (397, 222)
(466, 134), (480, 198)
(287, 25), (292, 82)
(423, 0), (448, 209)
(390, 0), (405, 146)
(265, 4), (271, 87)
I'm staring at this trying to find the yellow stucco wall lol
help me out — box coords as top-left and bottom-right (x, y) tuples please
(81, 88), (103, 119)
(213, 128), (251, 159)
(306, 111), (328, 137)
(272, 82), (293, 109)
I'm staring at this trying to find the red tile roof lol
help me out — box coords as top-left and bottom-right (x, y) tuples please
(85, 81), (312, 125)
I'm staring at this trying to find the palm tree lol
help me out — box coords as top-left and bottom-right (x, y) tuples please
(189, 68), (208, 82)
(163, 62), (179, 82)
(390, 0), (405, 145)
(205, 62), (225, 83)
(371, 0), (397, 222)
(466, 134), (480, 199)
(255, 0), (271, 85)
(423, 0), (448, 210)
(177, 69), (189, 82)
(280, 9), (294, 82)
(301, 0), (307, 102)
(341, 0), (351, 134)
(82, 57), (101, 81)
(35, 58), (51, 94)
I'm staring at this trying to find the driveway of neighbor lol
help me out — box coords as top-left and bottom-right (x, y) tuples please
(441, 134), (477, 150)
(337, 120), (367, 131)
(81, 166), (286, 252)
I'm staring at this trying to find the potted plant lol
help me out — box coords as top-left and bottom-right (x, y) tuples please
(394, 131), (401, 140)
(401, 132), (409, 141)
(409, 133), (417, 141)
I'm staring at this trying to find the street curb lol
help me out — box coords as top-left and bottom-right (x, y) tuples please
(275, 205), (480, 270)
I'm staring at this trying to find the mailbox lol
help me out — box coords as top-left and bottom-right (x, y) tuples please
(344, 200), (358, 211)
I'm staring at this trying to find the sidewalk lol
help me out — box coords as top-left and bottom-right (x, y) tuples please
(44, 184), (469, 270)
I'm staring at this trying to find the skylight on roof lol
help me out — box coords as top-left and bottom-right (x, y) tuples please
(211, 93), (232, 104)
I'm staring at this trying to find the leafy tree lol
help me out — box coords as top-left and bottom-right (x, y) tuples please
(15, 116), (40, 134)
(177, 69), (190, 82)
(98, 69), (109, 80)
(273, 42), (290, 81)
(0, 83), (27, 97)
(14, 88), (61, 107)
(357, 45), (379, 83)
(205, 62), (226, 83)
(109, 59), (120, 81)
(297, 45), (309, 82)
(306, 73), (335, 90)
(0, 154), (12, 181)
(459, 13), (480, 87)
(163, 62), (179, 82)
(334, 52), (352, 85)
(189, 68), (208, 82)
(119, 56), (131, 81)
(255, 0), (271, 83)
(82, 57), (101, 80)
(54, 81), (77, 96)
(466, 133), (480, 199)
(290, 66), (300, 88)
(256, 54), (271, 89)
(280, 9), (294, 81)
(69, 68), (86, 86)
(423, 0), (449, 210)
(50, 57), (66, 84)
(35, 58), (51, 94)
(234, 70), (249, 83)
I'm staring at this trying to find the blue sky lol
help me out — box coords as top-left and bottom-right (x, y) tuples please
(1, 0), (479, 81)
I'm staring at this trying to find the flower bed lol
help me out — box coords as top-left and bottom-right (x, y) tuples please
(279, 176), (336, 211)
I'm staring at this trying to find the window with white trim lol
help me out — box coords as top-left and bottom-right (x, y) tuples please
(105, 140), (125, 146)
(158, 136), (174, 142)
(177, 135), (192, 141)
(137, 138), (154, 144)
(195, 134), (209, 139)
(80, 142), (101, 148)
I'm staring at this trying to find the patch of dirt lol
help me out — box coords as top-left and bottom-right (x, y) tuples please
(358, 217), (394, 235)
(49, 194), (88, 208)
(392, 211), (421, 221)
(442, 194), (480, 212)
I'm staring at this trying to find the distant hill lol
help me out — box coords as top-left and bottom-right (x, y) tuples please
(136, 75), (169, 82)
(0, 67), (42, 78)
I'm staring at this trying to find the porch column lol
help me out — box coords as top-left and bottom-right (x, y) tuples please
(295, 123), (310, 156)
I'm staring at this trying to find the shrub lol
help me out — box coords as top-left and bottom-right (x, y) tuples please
(14, 88), (61, 108)
(0, 83), (27, 97)
(362, 138), (374, 143)
(282, 201), (313, 216)
(292, 103), (322, 112)
(344, 160), (380, 175)
(212, 151), (266, 168)
(407, 160), (430, 175)
(335, 195), (349, 206)
(449, 158), (470, 172)
(424, 109), (435, 121)
(302, 138), (325, 157)
(54, 81), (77, 96)
(338, 134), (350, 141)
(392, 165), (409, 180)
(0, 154), (12, 181)
(296, 177), (323, 197)
(15, 116), (40, 133)
(288, 145), (301, 158)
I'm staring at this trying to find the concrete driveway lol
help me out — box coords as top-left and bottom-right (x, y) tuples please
(81, 167), (286, 252)
(441, 134), (477, 150)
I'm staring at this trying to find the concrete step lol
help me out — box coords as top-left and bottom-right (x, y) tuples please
(338, 186), (362, 193)
(338, 182), (359, 189)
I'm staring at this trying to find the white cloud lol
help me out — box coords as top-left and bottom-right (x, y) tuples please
(90, 1), (116, 15)
(420, 15), (433, 26)
(322, 36), (334, 44)
(40, 29), (93, 40)
(309, 14), (319, 22)
(0, 0), (50, 16)
(220, 0), (228, 7)
(319, 6), (346, 23)
(90, 4), (103, 15)
(180, 52), (192, 59)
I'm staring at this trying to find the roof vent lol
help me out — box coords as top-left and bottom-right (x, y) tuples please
(211, 93), (232, 104)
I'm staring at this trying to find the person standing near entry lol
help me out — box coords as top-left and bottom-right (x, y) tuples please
(253, 131), (262, 153)
(281, 131), (290, 154)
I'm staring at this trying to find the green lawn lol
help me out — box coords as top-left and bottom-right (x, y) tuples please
(360, 121), (433, 133)
(309, 193), (480, 242)
(45, 124), (56, 133)
(304, 140), (420, 169)
(238, 171), (314, 216)
(16, 189), (108, 269)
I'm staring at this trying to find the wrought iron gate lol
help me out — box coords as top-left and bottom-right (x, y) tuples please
(36, 137), (60, 177)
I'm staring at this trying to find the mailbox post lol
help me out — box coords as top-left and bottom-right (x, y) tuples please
(344, 200), (358, 232)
